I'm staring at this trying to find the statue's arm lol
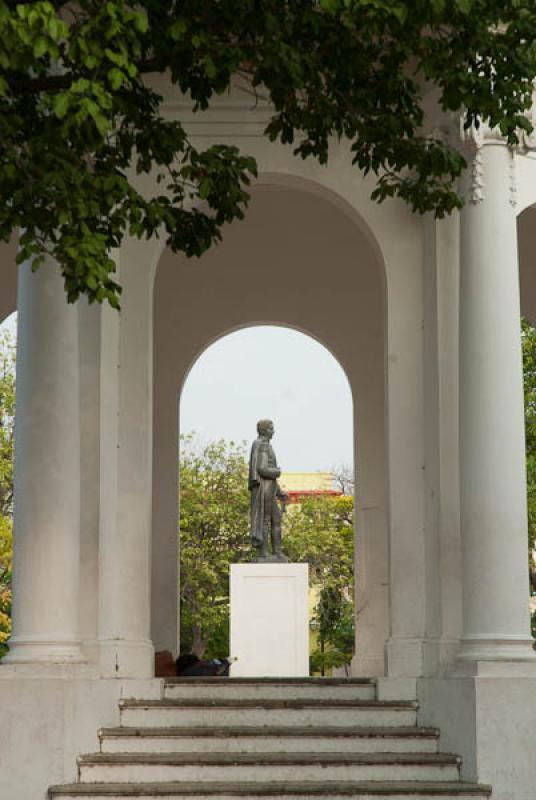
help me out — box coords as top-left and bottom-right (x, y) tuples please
(257, 448), (280, 480)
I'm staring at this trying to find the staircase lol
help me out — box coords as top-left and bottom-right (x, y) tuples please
(48, 678), (491, 799)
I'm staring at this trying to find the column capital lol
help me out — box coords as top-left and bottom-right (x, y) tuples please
(455, 88), (536, 155)
(457, 122), (519, 207)
(430, 103), (536, 206)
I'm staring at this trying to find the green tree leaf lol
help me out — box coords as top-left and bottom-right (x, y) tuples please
(0, 2), (535, 311)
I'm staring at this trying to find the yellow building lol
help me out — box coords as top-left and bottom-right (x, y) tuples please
(279, 472), (340, 504)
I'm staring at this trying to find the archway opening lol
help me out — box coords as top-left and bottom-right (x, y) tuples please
(517, 206), (536, 631)
(152, 180), (389, 677)
(518, 205), (536, 326)
(178, 325), (355, 675)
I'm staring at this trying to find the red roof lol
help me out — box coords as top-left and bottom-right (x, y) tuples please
(286, 489), (342, 503)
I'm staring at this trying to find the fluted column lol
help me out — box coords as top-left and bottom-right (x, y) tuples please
(458, 142), (534, 662)
(4, 258), (84, 663)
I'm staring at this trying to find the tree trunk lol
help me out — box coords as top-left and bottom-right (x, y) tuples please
(191, 623), (208, 658)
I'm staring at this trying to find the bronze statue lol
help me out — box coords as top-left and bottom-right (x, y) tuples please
(248, 419), (289, 562)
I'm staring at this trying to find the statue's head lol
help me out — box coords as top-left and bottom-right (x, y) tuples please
(257, 419), (274, 439)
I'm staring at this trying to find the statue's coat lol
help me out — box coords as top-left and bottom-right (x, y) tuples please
(248, 438), (267, 547)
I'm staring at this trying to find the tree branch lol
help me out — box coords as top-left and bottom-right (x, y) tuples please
(6, 59), (161, 95)
(7, 73), (72, 94)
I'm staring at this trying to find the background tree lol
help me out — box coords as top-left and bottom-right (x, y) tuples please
(0, 329), (15, 658)
(332, 464), (355, 496)
(179, 435), (250, 657)
(179, 435), (355, 670)
(0, 515), (12, 659)
(285, 494), (354, 673)
(2, 2), (536, 305)
(521, 317), (536, 637)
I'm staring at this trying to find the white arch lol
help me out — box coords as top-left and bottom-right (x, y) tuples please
(178, 321), (354, 406)
(147, 169), (388, 301)
(151, 181), (389, 675)
(179, 323), (355, 495)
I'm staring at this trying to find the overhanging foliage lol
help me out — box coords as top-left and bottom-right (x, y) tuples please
(1, 1), (536, 305)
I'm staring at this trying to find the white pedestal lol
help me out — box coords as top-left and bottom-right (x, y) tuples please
(230, 563), (309, 677)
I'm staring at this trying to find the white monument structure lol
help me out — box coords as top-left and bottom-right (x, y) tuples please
(230, 563), (309, 678)
(1, 79), (536, 799)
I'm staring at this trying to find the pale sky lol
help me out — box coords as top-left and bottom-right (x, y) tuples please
(180, 326), (353, 472)
(0, 315), (354, 472)
(1, 312), (16, 338)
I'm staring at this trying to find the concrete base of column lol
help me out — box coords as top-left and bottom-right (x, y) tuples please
(375, 676), (417, 701)
(385, 637), (427, 677)
(438, 637), (461, 667)
(99, 638), (154, 679)
(3, 638), (85, 664)
(351, 651), (385, 677)
(0, 661), (97, 679)
(0, 675), (161, 800)
(80, 638), (100, 665)
(456, 635), (536, 663)
(385, 637), (441, 677)
(419, 673), (536, 799)
(448, 659), (536, 678)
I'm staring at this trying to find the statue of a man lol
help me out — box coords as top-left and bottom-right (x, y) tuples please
(248, 419), (288, 562)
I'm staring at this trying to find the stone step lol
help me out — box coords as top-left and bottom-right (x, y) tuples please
(119, 700), (417, 729)
(99, 726), (439, 755)
(77, 752), (460, 784)
(163, 678), (377, 702)
(48, 779), (493, 799)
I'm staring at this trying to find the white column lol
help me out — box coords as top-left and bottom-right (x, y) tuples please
(384, 232), (427, 677)
(97, 244), (154, 678)
(4, 258), (84, 663)
(435, 213), (463, 667)
(78, 300), (102, 663)
(458, 143), (534, 661)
